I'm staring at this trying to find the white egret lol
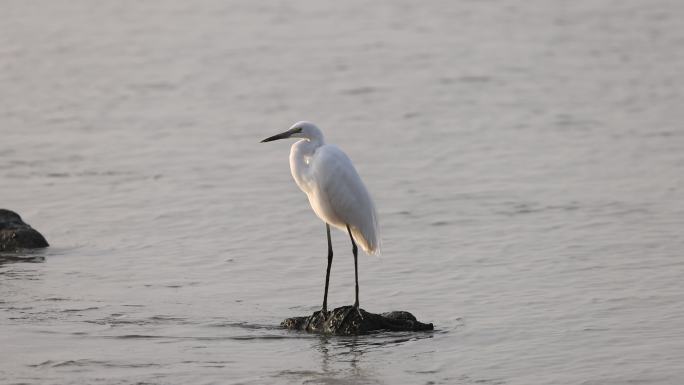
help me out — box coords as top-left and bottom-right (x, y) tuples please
(261, 121), (380, 313)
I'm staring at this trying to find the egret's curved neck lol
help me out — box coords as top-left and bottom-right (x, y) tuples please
(289, 138), (323, 192)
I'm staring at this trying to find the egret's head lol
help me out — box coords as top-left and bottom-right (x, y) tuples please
(260, 121), (324, 143)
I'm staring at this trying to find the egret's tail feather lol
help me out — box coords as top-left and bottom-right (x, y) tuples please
(351, 225), (381, 256)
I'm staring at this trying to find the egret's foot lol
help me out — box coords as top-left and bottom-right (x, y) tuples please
(352, 300), (364, 320)
(340, 305), (364, 324)
(353, 305), (364, 320)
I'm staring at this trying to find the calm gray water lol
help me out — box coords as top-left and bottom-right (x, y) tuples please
(2, 1), (684, 384)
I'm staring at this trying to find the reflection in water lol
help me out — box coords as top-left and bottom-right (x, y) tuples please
(286, 332), (436, 385)
(0, 254), (45, 266)
(318, 336), (369, 384)
(0, 249), (47, 266)
(0, 250), (46, 286)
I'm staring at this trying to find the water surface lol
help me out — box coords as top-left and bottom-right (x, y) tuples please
(2, 0), (684, 384)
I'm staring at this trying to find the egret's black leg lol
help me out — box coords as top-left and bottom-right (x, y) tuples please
(346, 224), (359, 309)
(322, 223), (333, 314)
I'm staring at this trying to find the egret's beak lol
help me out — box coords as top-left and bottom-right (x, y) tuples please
(260, 130), (292, 143)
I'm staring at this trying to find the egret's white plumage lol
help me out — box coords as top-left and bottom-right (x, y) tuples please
(287, 124), (380, 254)
(261, 121), (380, 311)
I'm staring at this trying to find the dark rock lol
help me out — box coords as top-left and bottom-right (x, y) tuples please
(0, 209), (49, 251)
(281, 306), (434, 335)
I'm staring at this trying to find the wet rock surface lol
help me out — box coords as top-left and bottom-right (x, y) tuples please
(0, 209), (49, 251)
(282, 306), (434, 335)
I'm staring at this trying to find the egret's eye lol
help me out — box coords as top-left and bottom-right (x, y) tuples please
(292, 127), (303, 134)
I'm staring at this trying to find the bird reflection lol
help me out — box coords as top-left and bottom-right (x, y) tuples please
(309, 332), (435, 384)
(314, 335), (375, 384)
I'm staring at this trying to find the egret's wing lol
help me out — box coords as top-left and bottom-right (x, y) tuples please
(311, 145), (380, 254)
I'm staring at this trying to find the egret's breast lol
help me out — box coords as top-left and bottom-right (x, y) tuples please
(306, 188), (345, 229)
